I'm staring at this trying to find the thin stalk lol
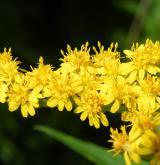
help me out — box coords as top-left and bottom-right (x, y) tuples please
(125, 0), (152, 46)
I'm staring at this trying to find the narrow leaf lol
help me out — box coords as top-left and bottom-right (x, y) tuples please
(34, 125), (148, 165)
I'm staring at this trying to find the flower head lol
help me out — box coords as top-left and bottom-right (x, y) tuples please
(138, 130), (160, 165)
(121, 39), (160, 83)
(7, 74), (41, 117)
(137, 75), (160, 111)
(102, 76), (139, 113)
(25, 56), (53, 95)
(60, 42), (91, 71)
(45, 70), (82, 111)
(0, 48), (20, 84)
(74, 90), (109, 129)
(93, 42), (120, 78)
(109, 125), (142, 165)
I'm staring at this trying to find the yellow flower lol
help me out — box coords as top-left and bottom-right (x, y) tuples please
(7, 74), (41, 117)
(45, 70), (82, 111)
(93, 42), (120, 78)
(77, 67), (103, 91)
(123, 109), (160, 132)
(109, 125), (142, 165)
(138, 130), (160, 165)
(93, 42), (119, 65)
(103, 76), (139, 113)
(60, 42), (91, 71)
(137, 113), (160, 133)
(0, 48), (20, 84)
(25, 56), (53, 95)
(137, 75), (160, 111)
(74, 90), (109, 129)
(121, 39), (160, 83)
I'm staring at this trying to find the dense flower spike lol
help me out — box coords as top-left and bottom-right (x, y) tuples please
(1, 39), (160, 164)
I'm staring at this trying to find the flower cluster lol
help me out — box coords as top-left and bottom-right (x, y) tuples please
(109, 39), (160, 165)
(1, 39), (160, 164)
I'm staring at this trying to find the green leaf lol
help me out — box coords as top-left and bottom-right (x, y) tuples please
(34, 125), (123, 165)
(34, 125), (149, 165)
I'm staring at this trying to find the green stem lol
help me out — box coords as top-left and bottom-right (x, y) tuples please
(125, 0), (152, 46)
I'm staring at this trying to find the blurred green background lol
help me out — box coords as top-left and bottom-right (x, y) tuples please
(0, 0), (159, 164)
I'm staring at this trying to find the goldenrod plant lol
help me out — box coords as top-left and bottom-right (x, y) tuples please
(1, 39), (160, 165)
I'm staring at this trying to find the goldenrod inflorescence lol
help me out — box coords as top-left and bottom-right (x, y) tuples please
(1, 39), (160, 164)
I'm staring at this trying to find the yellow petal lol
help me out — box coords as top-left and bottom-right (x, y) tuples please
(58, 100), (64, 111)
(104, 94), (114, 105)
(28, 104), (35, 116)
(89, 115), (93, 126)
(8, 101), (19, 112)
(129, 152), (141, 164)
(100, 113), (109, 126)
(127, 70), (137, 84)
(80, 111), (88, 121)
(149, 96), (155, 109)
(74, 107), (84, 113)
(47, 98), (57, 107)
(119, 62), (134, 75)
(93, 116), (100, 129)
(147, 65), (160, 74)
(124, 50), (133, 58)
(139, 69), (145, 80)
(110, 100), (120, 113)
(137, 96), (149, 111)
(129, 125), (141, 141)
(132, 85), (141, 95)
(21, 104), (28, 117)
(124, 152), (131, 165)
(65, 100), (72, 111)
(140, 136), (152, 147)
